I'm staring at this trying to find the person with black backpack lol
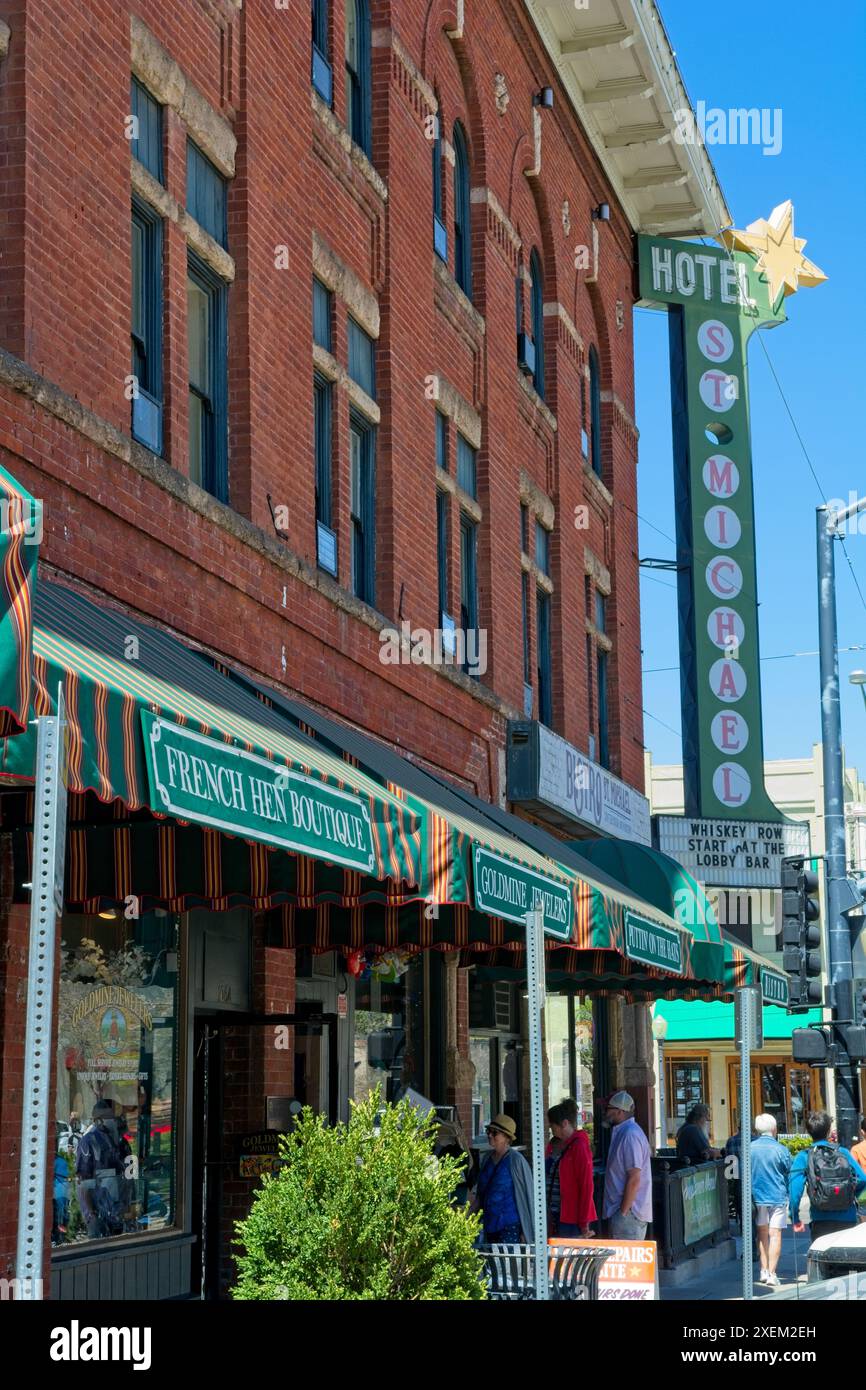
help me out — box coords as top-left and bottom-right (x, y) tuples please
(789, 1110), (866, 1241)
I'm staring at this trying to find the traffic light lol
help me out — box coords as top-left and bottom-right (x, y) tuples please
(781, 855), (823, 1010)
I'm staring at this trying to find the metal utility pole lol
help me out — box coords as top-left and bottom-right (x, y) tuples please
(816, 502), (863, 1149)
(736, 986), (760, 1303)
(525, 907), (548, 1300)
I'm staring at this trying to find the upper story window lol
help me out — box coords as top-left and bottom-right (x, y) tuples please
(589, 345), (602, 477)
(530, 249), (545, 400)
(187, 254), (228, 503)
(313, 277), (333, 351)
(312, 0), (333, 104)
(436, 411), (448, 472)
(345, 0), (371, 157)
(347, 318), (375, 397)
(433, 115), (447, 262)
(452, 122), (472, 299)
(350, 412), (376, 604)
(520, 502), (529, 554)
(535, 519), (550, 577)
(456, 434), (476, 499)
(187, 141), (228, 250)
(131, 198), (163, 455)
(536, 588), (552, 727)
(131, 78), (163, 184)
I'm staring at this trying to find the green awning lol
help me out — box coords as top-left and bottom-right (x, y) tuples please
(0, 464), (39, 738)
(654, 997), (821, 1041)
(2, 580), (421, 888)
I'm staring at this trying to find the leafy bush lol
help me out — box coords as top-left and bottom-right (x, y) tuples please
(778, 1134), (812, 1158)
(233, 1090), (486, 1300)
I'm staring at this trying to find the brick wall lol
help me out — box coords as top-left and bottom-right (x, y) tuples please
(0, 0), (649, 1291)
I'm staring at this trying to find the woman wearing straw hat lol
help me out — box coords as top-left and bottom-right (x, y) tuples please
(471, 1114), (535, 1246)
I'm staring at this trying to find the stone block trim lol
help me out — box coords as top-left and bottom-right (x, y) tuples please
(312, 234), (380, 339)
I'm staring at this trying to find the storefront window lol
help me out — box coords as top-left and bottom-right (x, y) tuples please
(54, 912), (179, 1247)
(543, 995), (596, 1148)
(353, 956), (425, 1106)
(667, 1057), (709, 1133)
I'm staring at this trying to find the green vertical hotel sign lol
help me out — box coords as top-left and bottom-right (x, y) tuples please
(141, 714), (376, 872)
(637, 213), (825, 821)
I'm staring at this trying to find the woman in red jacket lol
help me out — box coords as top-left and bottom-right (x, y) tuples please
(546, 1099), (597, 1238)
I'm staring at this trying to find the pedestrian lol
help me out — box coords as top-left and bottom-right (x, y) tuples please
(546, 1099), (596, 1238)
(676, 1103), (721, 1164)
(854, 1117), (866, 1224)
(750, 1114), (791, 1287)
(75, 1099), (132, 1240)
(789, 1110), (866, 1242)
(471, 1113), (535, 1246)
(601, 1091), (653, 1240)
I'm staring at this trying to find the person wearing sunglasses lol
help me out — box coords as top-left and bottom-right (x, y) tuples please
(471, 1114), (534, 1246)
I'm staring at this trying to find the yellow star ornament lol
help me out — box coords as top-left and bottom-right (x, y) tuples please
(720, 200), (827, 309)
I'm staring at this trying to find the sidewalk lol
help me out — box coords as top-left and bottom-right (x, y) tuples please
(661, 1227), (815, 1301)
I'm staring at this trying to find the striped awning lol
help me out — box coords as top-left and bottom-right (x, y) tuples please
(0, 465), (39, 738)
(1, 581), (420, 890)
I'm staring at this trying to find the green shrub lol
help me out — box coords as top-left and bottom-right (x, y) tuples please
(233, 1090), (486, 1301)
(779, 1135), (812, 1158)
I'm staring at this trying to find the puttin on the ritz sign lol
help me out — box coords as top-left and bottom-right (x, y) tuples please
(638, 203), (825, 820)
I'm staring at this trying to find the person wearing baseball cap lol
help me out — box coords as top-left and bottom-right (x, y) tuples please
(471, 1114), (535, 1246)
(601, 1092), (653, 1240)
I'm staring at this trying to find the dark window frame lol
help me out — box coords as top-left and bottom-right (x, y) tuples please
(311, 0), (333, 104)
(131, 196), (163, 454)
(522, 570), (531, 685)
(349, 410), (376, 605)
(536, 587), (552, 727)
(597, 646), (609, 768)
(186, 140), (228, 250)
(437, 489), (449, 620)
(131, 78), (164, 185)
(452, 121), (472, 299)
(530, 248), (545, 400)
(347, 317), (375, 397)
(344, 0), (372, 158)
(456, 433), (476, 499)
(459, 513), (478, 676)
(589, 344), (603, 478)
(187, 251), (228, 504)
(433, 113), (447, 260)
(436, 411), (448, 473)
(313, 277), (333, 351)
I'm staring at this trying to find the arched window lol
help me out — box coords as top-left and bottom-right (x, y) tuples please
(345, 0), (371, 157)
(433, 108), (447, 260)
(530, 248), (545, 400)
(453, 121), (472, 299)
(589, 345), (602, 476)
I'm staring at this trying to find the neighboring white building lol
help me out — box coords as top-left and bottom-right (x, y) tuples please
(645, 747), (866, 1145)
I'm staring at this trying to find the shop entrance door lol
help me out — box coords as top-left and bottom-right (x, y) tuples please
(190, 1011), (337, 1300)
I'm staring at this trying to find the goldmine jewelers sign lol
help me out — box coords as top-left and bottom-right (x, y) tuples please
(472, 845), (573, 941)
(141, 715), (375, 873)
(656, 814), (811, 889)
(624, 909), (685, 975)
(638, 205), (825, 821)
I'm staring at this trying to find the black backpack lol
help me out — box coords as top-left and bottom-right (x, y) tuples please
(806, 1143), (857, 1213)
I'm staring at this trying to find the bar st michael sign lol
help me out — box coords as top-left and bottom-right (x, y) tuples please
(141, 714), (375, 873)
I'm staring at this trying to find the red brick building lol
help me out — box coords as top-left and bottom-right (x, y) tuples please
(0, 0), (727, 1299)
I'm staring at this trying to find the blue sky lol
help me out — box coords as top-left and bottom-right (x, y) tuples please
(636, 0), (866, 779)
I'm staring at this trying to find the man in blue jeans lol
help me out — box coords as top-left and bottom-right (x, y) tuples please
(789, 1110), (866, 1243)
(601, 1092), (653, 1239)
(750, 1113), (791, 1287)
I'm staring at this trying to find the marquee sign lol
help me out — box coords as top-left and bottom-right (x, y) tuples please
(638, 204), (825, 821)
(655, 814), (811, 889)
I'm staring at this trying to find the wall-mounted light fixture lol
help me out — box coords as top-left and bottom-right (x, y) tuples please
(591, 203), (611, 222)
(532, 87), (554, 108)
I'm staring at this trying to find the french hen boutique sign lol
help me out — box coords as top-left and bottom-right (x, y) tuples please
(638, 203), (825, 822)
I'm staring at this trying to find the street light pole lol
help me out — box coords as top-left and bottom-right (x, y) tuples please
(816, 503), (862, 1149)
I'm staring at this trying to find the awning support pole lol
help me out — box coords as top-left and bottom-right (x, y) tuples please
(15, 688), (67, 1300)
(525, 906), (548, 1300)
